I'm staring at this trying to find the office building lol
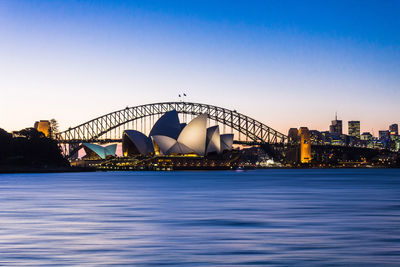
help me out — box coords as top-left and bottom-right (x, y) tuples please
(288, 128), (299, 143)
(348, 121), (360, 138)
(389, 124), (398, 136)
(329, 113), (342, 135)
(379, 130), (390, 140)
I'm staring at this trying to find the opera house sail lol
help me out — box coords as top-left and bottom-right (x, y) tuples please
(123, 130), (154, 156)
(151, 135), (178, 155)
(206, 126), (221, 154)
(220, 134), (234, 152)
(149, 110), (182, 140)
(175, 114), (208, 155)
(82, 143), (117, 160)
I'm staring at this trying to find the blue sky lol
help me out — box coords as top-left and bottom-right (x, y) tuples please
(1, 0), (399, 134)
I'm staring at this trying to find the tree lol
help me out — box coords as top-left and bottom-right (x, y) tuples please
(0, 127), (69, 168)
(15, 128), (44, 139)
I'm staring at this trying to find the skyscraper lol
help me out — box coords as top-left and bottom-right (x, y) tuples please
(288, 128), (299, 143)
(329, 113), (342, 135)
(348, 121), (360, 138)
(389, 124), (398, 136)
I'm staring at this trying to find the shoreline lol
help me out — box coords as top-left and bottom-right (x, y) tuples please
(1, 166), (399, 174)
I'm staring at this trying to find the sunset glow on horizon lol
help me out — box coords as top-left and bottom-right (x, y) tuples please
(1, 0), (399, 135)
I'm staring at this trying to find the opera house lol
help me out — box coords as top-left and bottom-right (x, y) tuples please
(123, 110), (234, 157)
(79, 110), (234, 163)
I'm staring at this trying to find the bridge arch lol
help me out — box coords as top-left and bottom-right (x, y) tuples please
(57, 102), (287, 144)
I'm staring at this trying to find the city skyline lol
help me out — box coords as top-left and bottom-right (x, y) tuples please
(1, 1), (399, 134)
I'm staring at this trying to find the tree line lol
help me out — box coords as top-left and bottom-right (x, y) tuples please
(0, 127), (69, 168)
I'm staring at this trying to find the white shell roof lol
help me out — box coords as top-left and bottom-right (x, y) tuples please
(206, 126), (221, 154)
(151, 135), (177, 155)
(220, 134), (234, 151)
(125, 111), (234, 156)
(82, 143), (116, 159)
(167, 142), (193, 155)
(104, 144), (117, 156)
(177, 114), (207, 156)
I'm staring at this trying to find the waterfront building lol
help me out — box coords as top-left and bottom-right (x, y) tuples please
(341, 134), (352, 146)
(329, 114), (342, 135)
(347, 135), (360, 147)
(372, 140), (384, 149)
(360, 132), (373, 141)
(286, 127), (312, 164)
(330, 134), (343, 146)
(320, 131), (332, 145)
(386, 134), (400, 152)
(298, 127), (312, 164)
(34, 120), (51, 137)
(389, 124), (398, 136)
(348, 121), (360, 138)
(396, 138), (400, 152)
(309, 130), (322, 144)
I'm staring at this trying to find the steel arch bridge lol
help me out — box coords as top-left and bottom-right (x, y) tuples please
(56, 102), (287, 145)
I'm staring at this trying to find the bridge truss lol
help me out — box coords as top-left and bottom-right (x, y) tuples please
(57, 102), (287, 148)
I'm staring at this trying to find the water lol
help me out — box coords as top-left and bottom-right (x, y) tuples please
(0, 169), (399, 266)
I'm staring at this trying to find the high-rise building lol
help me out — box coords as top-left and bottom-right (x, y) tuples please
(348, 121), (360, 138)
(389, 124), (398, 136)
(286, 127), (312, 164)
(298, 127), (312, 164)
(288, 128), (299, 143)
(379, 130), (390, 140)
(329, 113), (342, 135)
(286, 128), (300, 163)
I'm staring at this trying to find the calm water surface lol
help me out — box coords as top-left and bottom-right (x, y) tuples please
(0, 169), (399, 266)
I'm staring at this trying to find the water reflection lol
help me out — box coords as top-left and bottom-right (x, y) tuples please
(0, 170), (399, 265)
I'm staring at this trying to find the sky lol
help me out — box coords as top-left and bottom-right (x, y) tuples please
(0, 0), (399, 135)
